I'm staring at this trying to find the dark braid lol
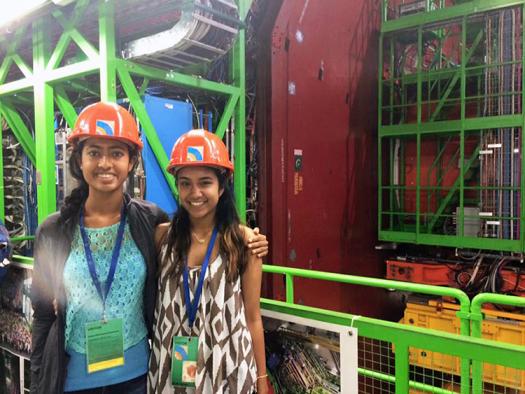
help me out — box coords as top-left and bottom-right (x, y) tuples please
(59, 143), (88, 222)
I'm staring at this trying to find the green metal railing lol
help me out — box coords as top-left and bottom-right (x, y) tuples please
(262, 264), (525, 394)
(262, 297), (525, 394)
(4, 257), (525, 392)
(470, 293), (525, 394)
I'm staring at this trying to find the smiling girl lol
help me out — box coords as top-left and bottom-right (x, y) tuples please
(148, 129), (267, 394)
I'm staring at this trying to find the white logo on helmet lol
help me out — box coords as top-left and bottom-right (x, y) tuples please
(95, 120), (115, 136)
(186, 146), (204, 162)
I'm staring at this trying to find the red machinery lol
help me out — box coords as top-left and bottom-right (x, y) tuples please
(387, 259), (525, 295)
(257, 0), (390, 317)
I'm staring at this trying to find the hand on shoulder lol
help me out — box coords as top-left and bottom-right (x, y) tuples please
(239, 225), (268, 258)
(155, 223), (170, 252)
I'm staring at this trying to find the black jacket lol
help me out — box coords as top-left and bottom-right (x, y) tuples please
(30, 195), (168, 394)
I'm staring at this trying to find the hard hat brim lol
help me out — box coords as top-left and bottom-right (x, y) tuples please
(67, 134), (144, 150)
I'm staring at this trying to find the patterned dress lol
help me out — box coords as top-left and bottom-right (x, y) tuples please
(148, 248), (257, 394)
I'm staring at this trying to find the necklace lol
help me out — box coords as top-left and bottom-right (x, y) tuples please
(191, 231), (210, 244)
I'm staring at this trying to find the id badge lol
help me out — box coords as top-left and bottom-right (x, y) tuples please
(171, 336), (198, 387)
(85, 318), (124, 373)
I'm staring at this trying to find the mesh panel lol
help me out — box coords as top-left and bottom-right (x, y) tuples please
(358, 337), (395, 393)
(481, 362), (524, 393)
(409, 347), (460, 392)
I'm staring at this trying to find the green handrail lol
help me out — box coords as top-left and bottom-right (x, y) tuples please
(11, 254), (33, 265)
(261, 297), (525, 394)
(262, 264), (471, 335)
(263, 264), (472, 393)
(470, 293), (525, 394)
(11, 236), (35, 242)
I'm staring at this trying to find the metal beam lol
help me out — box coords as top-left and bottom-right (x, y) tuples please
(117, 59), (240, 96)
(0, 26), (29, 83)
(99, 0), (117, 102)
(54, 87), (78, 128)
(426, 145), (480, 232)
(430, 29), (483, 122)
(382, 0), (525, 33)
(117, 64), (178, 197)
(33, 19), (57, 223)
(11, 54), (33, 78)
(0, 102), (36, 164)
(44, 59), (99, 84)
(215, 93), (239, 139)
(51, 0), (98, 64)
(0, 78), (33, 96)
(380, 114), (523, 136)
(0, 115), (5, 220)
(47, 0), (97, 71)
(230, 3), (247, 220)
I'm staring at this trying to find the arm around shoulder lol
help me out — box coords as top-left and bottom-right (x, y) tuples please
(239, 224), (269, 258)
(155, 222), (170, 254)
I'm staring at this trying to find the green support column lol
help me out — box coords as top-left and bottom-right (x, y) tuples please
(394, 344), (410, 394)
(0, 115), (4, 221)
(99, 0), (117, 102)
(33, 20), (57, 223)
(415, 26), (422, 239)
(458, 27), (470, 394)
(521, 3), (525, 251)
(377, 34), (384, 232)
(231, 0), (247, 221)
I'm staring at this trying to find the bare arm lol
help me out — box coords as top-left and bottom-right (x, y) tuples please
(241, 228), (268, 393)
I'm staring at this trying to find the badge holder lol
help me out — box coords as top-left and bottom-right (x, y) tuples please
(85, 318), (125, 373)
(80, 206), (127, 374)
(171, 336), (198, 387)
(171, 227), (218, 388)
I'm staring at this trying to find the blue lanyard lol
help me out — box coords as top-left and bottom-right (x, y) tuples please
(79, 206), (126, 319)
(183, 227), (218, 329)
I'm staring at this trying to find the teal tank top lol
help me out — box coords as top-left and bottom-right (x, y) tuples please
(63, 221), (148, 353)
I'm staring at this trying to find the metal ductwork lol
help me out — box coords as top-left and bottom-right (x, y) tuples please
(121, 0), (240, 69)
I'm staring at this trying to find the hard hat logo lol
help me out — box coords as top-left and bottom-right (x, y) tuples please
(95, 120), (115, 136)
(167, 129), (233, 174)
(68, 102), (143, 150)
(187, 146), (204, 162)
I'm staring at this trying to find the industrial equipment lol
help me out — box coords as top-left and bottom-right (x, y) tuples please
(142, 95), (193, 215)
(1, 0), (524, 393)
(379, 1), (525, 392)
(380, 1), (524, 252)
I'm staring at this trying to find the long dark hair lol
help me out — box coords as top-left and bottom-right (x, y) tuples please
(164, 168), (248, 281)
(59, 140), (139, 222)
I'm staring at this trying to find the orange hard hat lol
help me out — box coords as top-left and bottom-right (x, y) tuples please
(167, 129), (233, 175)
(68, 102), (143, 150)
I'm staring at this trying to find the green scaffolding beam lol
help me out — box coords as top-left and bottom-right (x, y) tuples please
(0, 0), (252, 226)
(378, 0), (525, 253)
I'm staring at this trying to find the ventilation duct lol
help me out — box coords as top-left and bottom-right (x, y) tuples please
(121, 0), (240, 69)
